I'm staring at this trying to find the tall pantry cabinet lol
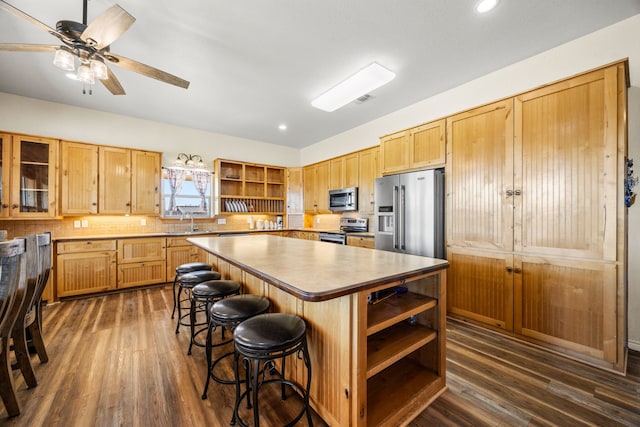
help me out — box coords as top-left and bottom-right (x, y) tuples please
(446, 62), (628, 372)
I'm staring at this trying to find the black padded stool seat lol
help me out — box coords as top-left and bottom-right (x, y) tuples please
(201, 294), (271, 399)
(175, 270), (222, 334)
(187, 280), (241, 355)
(234, 313), (306, 352)
(171, 262), (212, 319)
(232, 313), (313, 427)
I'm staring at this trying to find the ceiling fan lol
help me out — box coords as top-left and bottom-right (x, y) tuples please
(0, 0), (190, 95)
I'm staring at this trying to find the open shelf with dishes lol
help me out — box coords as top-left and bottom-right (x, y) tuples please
(215, 159), (286, 215)
(363, 273), (446, 426)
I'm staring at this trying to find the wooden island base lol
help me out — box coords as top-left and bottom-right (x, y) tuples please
(189, 235), (448, 426)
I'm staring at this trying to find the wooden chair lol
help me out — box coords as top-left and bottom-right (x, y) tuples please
(0, 238), (27, 417)
(11, 234), (48, 392)
(24, 232), (51, 363)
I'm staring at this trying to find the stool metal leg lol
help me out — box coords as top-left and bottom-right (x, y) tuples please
(175, 285), (184, 334)
(188, 296), (197, 355)
(252, 359), (261, 427)
(171, 274), (178, 319)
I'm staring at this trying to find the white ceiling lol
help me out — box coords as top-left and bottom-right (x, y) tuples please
(1, 0), (639, 149)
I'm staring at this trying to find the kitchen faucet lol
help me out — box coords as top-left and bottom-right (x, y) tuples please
(179, 210), (198, 232)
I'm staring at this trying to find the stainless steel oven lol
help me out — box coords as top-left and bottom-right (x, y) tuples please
(319, 232), (346, 244)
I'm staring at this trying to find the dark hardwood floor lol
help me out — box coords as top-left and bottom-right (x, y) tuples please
(1, 285), (638, 426)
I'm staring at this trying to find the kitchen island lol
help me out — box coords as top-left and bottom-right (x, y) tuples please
(188, 234), (448, 426)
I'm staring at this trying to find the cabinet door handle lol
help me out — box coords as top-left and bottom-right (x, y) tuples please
(505, 190), (514, 197)
(11, 204), (18, 209)
(514, 267), (522, 274)
(514, 189), (522, 196)
(506, 266), (513, 273)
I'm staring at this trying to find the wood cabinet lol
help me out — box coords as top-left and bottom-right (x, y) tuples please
(56, 240), (117, 298)
(286, 167), (303, 214)
(131, 150), (161, 215)
(166, 235), (210, 280)
(117, 238), (166, 289)
(0, 133), (11, 218)
(0, 134), (58, 218)
(347, 235), (374, 249)
(357, 146), (380, 214)
(446, 63), (628, 371)
(215, 159), (286, 214)
(60, 141), (98, 215)
(380, 119), (445, 175)
(303, 161), (330, 213)
(329, 153), (359, 190)
(98, 147), (161, 215)
(99, 146), (130, 214)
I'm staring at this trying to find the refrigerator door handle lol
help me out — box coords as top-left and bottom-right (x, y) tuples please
(400, 184), (406, 250)
(393, 185), (399, 249)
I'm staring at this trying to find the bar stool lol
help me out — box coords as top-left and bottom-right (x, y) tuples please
(188, 280), (241, 355)
(175, 270), (221, 334)
(202, 294), (270, 400)
(232, 313), (313, 427)
(171, 262), (213, 319)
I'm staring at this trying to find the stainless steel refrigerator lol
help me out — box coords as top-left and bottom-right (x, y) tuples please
(374, 168), (445, 258)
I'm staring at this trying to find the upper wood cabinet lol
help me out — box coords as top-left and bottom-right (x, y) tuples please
(329, 157), (344, 190)
(0, 134), (58, 219)
(344, 153), (359, 188)
(380, 119), (445, 175)
(60, 141), (98, 215)
(0, 133), (12, 218)
(286, 167), (303, 214)
(446, 100), (514, 251)
(99, 146), (131, 215)
(358, 146), (380, 215)
(96, 147), (161, 215)
(131, 150), (161, 215)
(303, 161), (330, 213)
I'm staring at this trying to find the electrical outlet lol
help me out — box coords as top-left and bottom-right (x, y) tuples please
(217, 218), (227, 224)
(81, 220), (88, 228)
(73, 220), (81, 228)
(141, 218), (147, 226)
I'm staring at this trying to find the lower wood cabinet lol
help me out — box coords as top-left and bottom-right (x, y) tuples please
(117, 238), (166, 288)
(347, 235), (374, 249)
(56, 240), (117, 298)
(166, 236), (211, 280)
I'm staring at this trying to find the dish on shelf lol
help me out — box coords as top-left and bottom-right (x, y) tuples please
(224, 175), (240, 179)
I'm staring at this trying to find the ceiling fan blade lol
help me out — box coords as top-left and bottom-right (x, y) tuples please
(81, 5), (135, 50)
(100, 66), (126, 95)
(0, 43), (58, 53)
(0, 1), (68, 43)
(106, 53), (190, 89)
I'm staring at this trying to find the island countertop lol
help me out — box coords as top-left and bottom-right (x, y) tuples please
(188, 234), (448, 302)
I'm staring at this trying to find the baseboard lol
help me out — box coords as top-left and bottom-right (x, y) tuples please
(629, 339), (640, 352)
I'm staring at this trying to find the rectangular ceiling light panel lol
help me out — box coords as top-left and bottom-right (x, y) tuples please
(311, 62), (396, 112)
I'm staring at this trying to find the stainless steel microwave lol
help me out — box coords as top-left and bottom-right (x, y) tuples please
(329, 187), (358, 212)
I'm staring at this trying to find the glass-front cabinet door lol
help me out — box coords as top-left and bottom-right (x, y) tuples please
(10, 135), (58, 218)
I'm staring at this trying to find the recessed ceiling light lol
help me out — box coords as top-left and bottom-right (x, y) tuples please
(278, 124), (287, 131)
(311, 62), (396, 112)
(475, 0), (499, 13)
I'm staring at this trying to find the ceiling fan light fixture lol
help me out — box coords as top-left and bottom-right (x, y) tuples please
(90, 59), (108, 80)
(53, 47), (75, 71)
(311, 62), (396, 112)
(77, 64), (95, 84)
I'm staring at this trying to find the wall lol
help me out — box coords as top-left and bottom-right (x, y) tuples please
(0, 93), (301, 168)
